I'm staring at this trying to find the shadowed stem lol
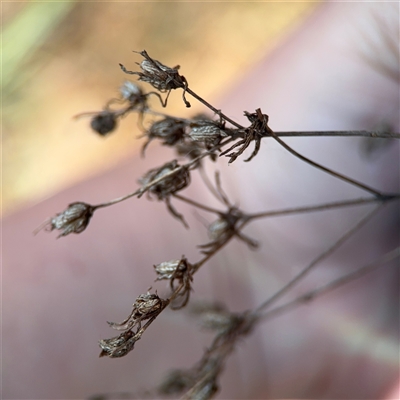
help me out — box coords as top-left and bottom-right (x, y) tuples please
(185, 87), (244, 129)
(258, 246), (400, 322)
(269, 131), (386, 197)
(254, 203), (385, 314)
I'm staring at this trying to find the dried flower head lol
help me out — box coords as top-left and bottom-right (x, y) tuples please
(120, 50), (190, 107)
(42, 202), (94, 238)
(188, 119), (228, 149)
(154, 256), (194, 309)
(119, 80), (143, 103)
(139, 160), (190, 226)
(107, 291), (166, 332)
(98, 330), (137, 358)
(90, 111), (118, 136)
(220, 108), (272, 163)
(139, 160), (190, 200)
(142, 117), (186, 155)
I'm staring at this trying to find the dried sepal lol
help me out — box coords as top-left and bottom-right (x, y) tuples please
(98, 330), (137, 358)
(154, 256), (194, 309)
(107, 291), (166, 332)
(220, 108), (272, 163)
(40, 202), (95, 238)
(120, 50), (190, 107)
(142, 117), (186, 155)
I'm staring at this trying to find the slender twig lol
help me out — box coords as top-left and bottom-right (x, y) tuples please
(266, 130), (400, 138)
(258, 246), (400, 322)
(92, 137), (236, 210)
(247, 195), (398, 221)
(185, 87), (244, 129)
(269, 131), (386, 197)
(254, 204), (385, 314)
(173, 193), (222, 214)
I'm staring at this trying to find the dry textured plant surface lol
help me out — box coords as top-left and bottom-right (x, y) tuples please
(37, 49), (400, 400)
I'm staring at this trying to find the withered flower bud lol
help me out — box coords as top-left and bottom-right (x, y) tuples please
(188, 120), (227, 148)
(46, 202), (94, 238)
(154, 259), (185, 281)
(107, 291), (165, 331)
(119, 80), (142, 101)
(140, 160), (190, 200)
(120, 50), (190, 107)
(99, 330), (136, 358)
(120, 50), (187, 91)
(154, 257), (194, 309)
(90, 111), (118, 136)
(142, 117), (186, 154)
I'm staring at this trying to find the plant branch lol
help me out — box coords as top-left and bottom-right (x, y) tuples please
(254, 203), (385, 314)
(269, 131), (386, 197)
(258, 246), (400, 322)
(185, 87), (244, 129)
(247, 195), (398, 221)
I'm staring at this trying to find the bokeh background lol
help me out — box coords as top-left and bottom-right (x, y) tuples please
(3, 1), (318, 217)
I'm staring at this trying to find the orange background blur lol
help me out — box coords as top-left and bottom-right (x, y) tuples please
(3, 1), (318, 216)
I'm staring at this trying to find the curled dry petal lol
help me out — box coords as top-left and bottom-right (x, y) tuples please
(46, 202), (94, 238)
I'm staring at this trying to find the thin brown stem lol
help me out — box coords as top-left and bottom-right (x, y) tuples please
(269, 131), (385, 197)
(185, 87), (244, 129)
(247, 196), (398, 221)
(254, 204), (385, 314)
(173, 193), (222, 214)
(258, 246), (400, 322)
(267, 130), (400, 138)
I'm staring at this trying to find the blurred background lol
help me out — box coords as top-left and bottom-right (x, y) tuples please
(2, 1), (318, 217)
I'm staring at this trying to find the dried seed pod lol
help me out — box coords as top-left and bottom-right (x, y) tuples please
(119, 80), (142, 101)
(140, 160), (190, 200)
(99, 330), (137, 358)
(188, 120), (228, 148)
(107, 291), (165, 331)
(45, 202), (94, 238)
(90, 111), (118, 136)
(154, 257), (194, 309)
(142, 117), (186, 154)
(120, 50), (190, 107)
(154, 259), (185, 280)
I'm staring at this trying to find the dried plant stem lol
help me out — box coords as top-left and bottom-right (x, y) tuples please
(269, 131), (386, 197)
(247, 195), (398, 220)
(185, 87), (244, 129)
(92, 137), (236, 210)
(254, 203), (385, 314)
(173, 193), (222, 214)
(259, 245), (400, 322)
(268, 130), (400, 138)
